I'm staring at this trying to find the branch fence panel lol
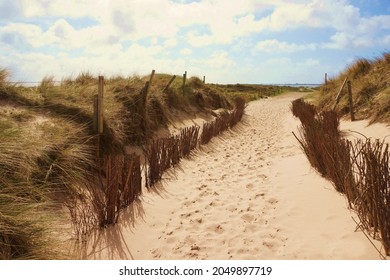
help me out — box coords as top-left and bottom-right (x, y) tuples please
(292, 98), (390, 256)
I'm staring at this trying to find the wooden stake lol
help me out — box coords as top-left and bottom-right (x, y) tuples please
(347, 81), (355, 121)
(182, 71), (187, 94)
(163, 75), (176, 92)
(333, 76), (348, 110)
(146, 70), (155, 96)
(93, 94), (98, 133)
(93, 94), (100, 158)
(98, 76), (104, 134)
(325, 73), (328, 85)
(203, 76), (205, 84)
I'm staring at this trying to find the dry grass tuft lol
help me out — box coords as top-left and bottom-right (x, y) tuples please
(0, 184), (68, 259)
(318, 52), (390, 123)
(0, 68), (10, 85)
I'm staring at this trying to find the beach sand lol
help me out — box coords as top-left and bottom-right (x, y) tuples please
(82, 92), (389, 260)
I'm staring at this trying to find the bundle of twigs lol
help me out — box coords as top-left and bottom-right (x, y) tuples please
(97, 153), (142, 226)
(291, 98), (390, 256)
(350, 139), (390, 255)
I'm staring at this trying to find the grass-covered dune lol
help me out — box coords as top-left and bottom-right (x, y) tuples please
(0, 69), (291, 259)
(317, 52), (390, 123)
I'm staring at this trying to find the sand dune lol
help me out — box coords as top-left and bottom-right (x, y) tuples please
(83, 92), (388, 260)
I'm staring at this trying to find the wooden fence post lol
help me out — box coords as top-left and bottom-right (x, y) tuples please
(182, 71), (187, 94)
(137, 70), (155, 137)
(96, 76), (104, 158)
(98, 76), (104, 134)
(146, 70), (155, 96)
(333, 76), (348, 110)
(93, 95), (98, 133)
(163, 75), (176, 92)
(325, 73), (328, 85)
(203, 76), (205, 84)
(347, 81), (355, 121)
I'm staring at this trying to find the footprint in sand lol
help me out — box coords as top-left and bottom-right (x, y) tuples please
(199, 190), (210, 197)
(255, 193), (266, 199)
(166, 236), (177, 244)
(180, 212), (192, 218)
(243, 224), (260, 233)
(185, 235), (197, 244)
(267, 197), (279, 204)
(183, 200), (197, 207)
(226, 205), (238, 212)
(262, 238), (284, 252)
(151, 248), (162, 258)
(241, 213), (255, 223)
(207, 224), (224, 234)
(190, 244), (201, 251)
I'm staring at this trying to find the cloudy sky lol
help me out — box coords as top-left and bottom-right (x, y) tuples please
(1, 0), (389, 84)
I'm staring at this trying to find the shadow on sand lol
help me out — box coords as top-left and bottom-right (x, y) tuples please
(71, 198), (145, 260)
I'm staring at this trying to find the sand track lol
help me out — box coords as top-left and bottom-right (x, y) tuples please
(84, 92), (386, 260)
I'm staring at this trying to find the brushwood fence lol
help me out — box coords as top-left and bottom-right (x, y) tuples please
(83, 73), (245, 234)
(97, 153), (142, 226)
(68, 153), (142, 237)
(85, 96), (245, 232)
(200, 97), (245, 145)
(291, 98), (390, 257)
(145, 126), (200, 188)
(146, 97), (245, 188)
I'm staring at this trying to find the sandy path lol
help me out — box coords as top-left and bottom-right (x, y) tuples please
(84, 92), (386, 260)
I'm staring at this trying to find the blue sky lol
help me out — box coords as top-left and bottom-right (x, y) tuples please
(0, 0), (389, 84)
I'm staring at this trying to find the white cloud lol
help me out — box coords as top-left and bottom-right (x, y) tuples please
(265, 57), (292, 66)
(0, 0), (22, 20)
(381, 35), (390, 46)
(324, 32), (373, 49)
(180, 48), (192, 55)
(297, 58), (320, 67)
(0, 23), (43, 48)
(261, 2), (315, 31)
(203, 51), (235, 69)
(19, 0), (109, 18)
(1, 0), (389, 84)
(9, 0), (389, 49)
(255, 39), (317, 53)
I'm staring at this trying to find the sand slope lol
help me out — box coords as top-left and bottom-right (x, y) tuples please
(83, 92), (388, 260)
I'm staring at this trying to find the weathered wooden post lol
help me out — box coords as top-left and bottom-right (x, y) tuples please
(325, 73), (328, 85)
(333, 76), (348, 110)
(137, 70), (155, 138)
(96, 76), (104, 158)
(93, 95), (98, 133)
(163, 75), (176, 92)
(182, 71), (187, 94)
(347, 81), (355, 121)
(98, 76), (104, 134)
(203, 76), (205, 84)
(146, 70), (155, 96)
